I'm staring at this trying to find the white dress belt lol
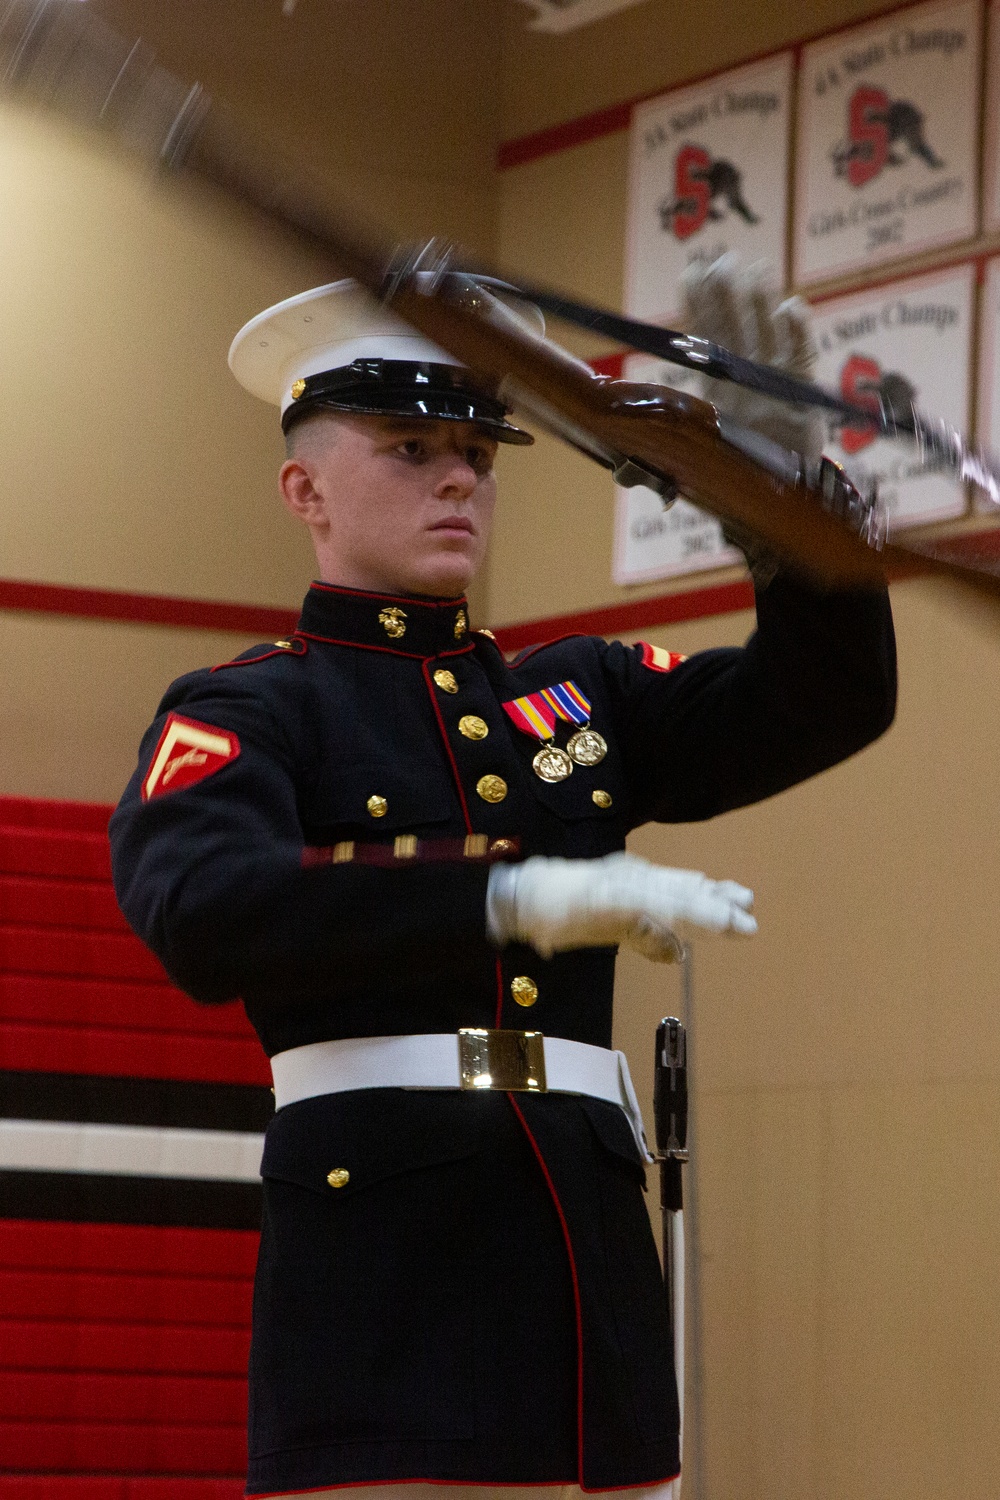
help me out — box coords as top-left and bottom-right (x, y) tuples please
(270, 1032), (653, 1162)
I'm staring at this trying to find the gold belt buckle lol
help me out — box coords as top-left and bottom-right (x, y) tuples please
(458, 1028), (547, 1092)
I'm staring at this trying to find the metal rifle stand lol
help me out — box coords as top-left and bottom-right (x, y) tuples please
(653, 945), (706, 1500)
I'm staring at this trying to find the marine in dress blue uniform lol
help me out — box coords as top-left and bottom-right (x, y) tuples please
(109, 280), (897, 1498)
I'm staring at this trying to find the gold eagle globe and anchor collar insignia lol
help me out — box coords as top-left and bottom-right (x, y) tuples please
(502, 681), (607, 781)
(297, 585), (475, 659)
(378, 606), (407, 640)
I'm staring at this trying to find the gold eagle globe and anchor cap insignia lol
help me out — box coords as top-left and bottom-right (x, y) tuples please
(378, 606), (407, 640)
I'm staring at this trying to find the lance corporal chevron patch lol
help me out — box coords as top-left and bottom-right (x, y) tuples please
(639, 642), (687, 674)
(142, 713), (241, 801)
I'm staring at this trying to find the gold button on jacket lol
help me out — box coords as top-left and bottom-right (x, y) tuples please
(476, 775), (508, 803)
(592, 789), (613, 808)
(459, 715), (489, 740)
(433, 669), (459, 693)
(326, 1168), (350, 1189)
(367, 795), (388, 818)
(511, 975), (539, 1007)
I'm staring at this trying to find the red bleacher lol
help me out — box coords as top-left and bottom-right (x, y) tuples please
(0, 797), (263, 1494)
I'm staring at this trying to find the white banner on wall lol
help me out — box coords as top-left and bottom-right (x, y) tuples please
(810, 263), (974, 529)
(982, 0), (1000, 230)
(625, 52), (793, 323)
(612, 355), (742, 584)
(975, 254), (1000, 509)
(794, 0), (981, 285)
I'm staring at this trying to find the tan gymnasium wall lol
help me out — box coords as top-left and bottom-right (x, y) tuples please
(489, 3), (1000, 1500)
(0, 0), (504, 802)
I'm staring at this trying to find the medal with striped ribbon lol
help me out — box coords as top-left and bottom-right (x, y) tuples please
(503, 682), (608, 780)
(502, 691), (574, 782)
(539, 682), (608, 767)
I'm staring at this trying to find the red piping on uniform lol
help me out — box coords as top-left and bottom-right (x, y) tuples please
(421, 660), (473, 834)
(310, 582), (466, 611)
(296, 632), (476, 663)
(211, 640), (307, 672)
(506, 1092), (586, 1490)
(510, 633), (591, 667)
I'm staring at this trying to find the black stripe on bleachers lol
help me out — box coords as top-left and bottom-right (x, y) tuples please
(0, 1070), (274, 1132)
(0, 1169), (263, 1229)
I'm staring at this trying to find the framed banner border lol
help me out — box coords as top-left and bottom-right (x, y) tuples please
(624, 49), (795, 321)
(792, 0), (983, 286)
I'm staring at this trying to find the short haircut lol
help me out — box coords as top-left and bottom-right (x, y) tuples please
(283, 409), (344, 461)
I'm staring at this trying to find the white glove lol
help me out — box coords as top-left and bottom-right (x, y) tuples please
(681, 253), (825, 588)
(487, 851), (756, 963)
(680, 252), (823, 462)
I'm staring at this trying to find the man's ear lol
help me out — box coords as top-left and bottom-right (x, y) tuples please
(279, 459), (326, 525)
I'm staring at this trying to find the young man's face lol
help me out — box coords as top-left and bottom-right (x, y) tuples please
(280, 412), (500, 598)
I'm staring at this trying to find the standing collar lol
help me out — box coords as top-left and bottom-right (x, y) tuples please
(297, 581), (473, 658)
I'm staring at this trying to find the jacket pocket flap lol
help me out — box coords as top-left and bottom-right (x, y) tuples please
(304, 761), (455, 837)
(262, 1088), (485, 1196)
(578, 1095), (646, 1181)
(524, 761), (629, 824)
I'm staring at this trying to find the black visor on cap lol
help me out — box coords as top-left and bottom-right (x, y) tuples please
(282, 358), (533, 444)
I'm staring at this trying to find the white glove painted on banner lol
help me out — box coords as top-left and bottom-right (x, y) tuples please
(680, 252), (823, 462)
(487, 851), (756, 963)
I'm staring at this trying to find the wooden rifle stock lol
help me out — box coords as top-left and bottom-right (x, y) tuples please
(4, 0), (1000, 600)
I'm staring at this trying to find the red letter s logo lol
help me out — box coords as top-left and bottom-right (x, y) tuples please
(840, 354), (882, 454)
(847, 86), (889, 188)
(672, 145), (712, 240)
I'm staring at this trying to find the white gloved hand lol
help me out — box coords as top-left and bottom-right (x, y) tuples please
(681, 253), (824, 588)
(487, 851), (756, 963)
(681, 252), (823, 462)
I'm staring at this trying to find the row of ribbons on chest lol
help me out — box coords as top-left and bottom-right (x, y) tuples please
(502, 682), (607, 783)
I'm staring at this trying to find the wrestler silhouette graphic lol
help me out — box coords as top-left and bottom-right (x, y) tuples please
(833, 88), (943, 188)
(838, 352), (917, 454)
(658, 145), (759, 239)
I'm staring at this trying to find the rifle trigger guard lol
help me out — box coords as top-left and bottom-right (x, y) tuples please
(808, 456), (887, 551)
(612, 459), (678, 505)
